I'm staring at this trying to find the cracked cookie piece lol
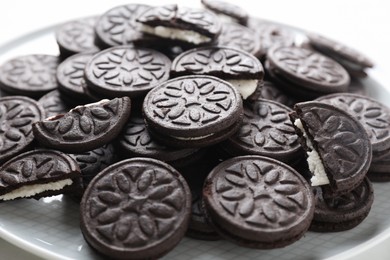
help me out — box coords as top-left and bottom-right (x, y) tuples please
(32, 97), (131, 153)
(142, 75), (243, 148)
(202, 155), (314, 248)
(80, 157), (191, 259)
(0, 149), (82, 201)
(290, 101), (372, 197)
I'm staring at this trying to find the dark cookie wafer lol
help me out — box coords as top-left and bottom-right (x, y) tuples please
(94, 4), (150, 49)
(317, 93), (390, 152)
(55, 16), (100, 59)
(260, 80), (298, 108)
(38, 90), (71, 118)
(117, 112), (201, 168)
(84, 46), (171, 99)
(142, 75), (243, 148)
(215, 22), (261, 57)
(0, 54), (59, 98)
(136, 4), (221, 46)
(290, 101), (372, 197)
(203, 155), (314, 248)
(201, 0), (248, 25)
(247, 19), (296, 59)
(69, 143), (116, 187)
(267, 46), (350, 97)
(220, 98), (302, 163)
(310, 177), (374, 232)
(368, 148), (390, 182)
(171, 46), (264, 100)
(33, 97), (131, 153)
(0, 149), (82, 201)
(57, 52), (96, 102)
(0, 96), (45, 164)
(80, 157), (191, 259)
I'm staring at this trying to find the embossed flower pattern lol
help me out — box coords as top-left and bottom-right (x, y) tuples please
(150, 78), (235, 127)
(88, 166), (185, 246)
(215, 161), (308, 229)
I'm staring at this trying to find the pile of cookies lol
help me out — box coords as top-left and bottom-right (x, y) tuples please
(0, 0), (386, 259)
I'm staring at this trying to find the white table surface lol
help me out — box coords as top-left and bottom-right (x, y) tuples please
(0, 0), (389, 259)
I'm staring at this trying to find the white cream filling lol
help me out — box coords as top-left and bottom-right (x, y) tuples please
(226, 79), (258, 100)
(294, 119), (329, 186)
(72, 99), (110, 111)
(141, 24), (211, 45)
(0, 179), (73, 201)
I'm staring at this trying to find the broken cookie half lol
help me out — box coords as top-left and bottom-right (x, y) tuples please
(0, 149), (82, 201)
(289, 101), (372, 198)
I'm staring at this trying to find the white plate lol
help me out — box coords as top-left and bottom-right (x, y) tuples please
(1, 10), (390, 260)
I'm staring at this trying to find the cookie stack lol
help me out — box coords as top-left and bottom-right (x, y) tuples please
(0, 0), (384, 259)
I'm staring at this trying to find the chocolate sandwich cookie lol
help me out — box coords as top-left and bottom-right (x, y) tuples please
(55, 16), (100, 59)
(308, 32), (374, 78)
(136, 4), (221, 46)
(215, 22), (261, 58)
(0, 96), (45, 164)
(80, 157), (191, 259)
(69, 143), (116, 187)
(94, 4), (150, 49)
(57, 52), (96, 102)
(220, 98), (302, 163)
(316, 93), (390, 152)
(267, 46), (350, 99)
(290, 101), (372, 197)
(0, 54), (59, 98)
(201, 0), (248, 25)
(260, 80), (298, 108)
(171, 46), (264, 100)
(84, 46), (171, 99)
(203, 155), (314, 248)
(117, 112), (201, 168)
(247, 19), (296, 60)
(310, 177), (374, 232)
(0, 149), (82, 201)
(33, 97), (131, 153)
(142, 75), (243, 148)
(38, 90), (71, 118)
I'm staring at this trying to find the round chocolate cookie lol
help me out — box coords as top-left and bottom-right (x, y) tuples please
(316, 93), (390, 153)
(202, 155), (314, 248)
(220, 98), (302, 163)
(33, 97), (131, 153)
(267, 46), (350, 98)
(38, 90), (71, 118)
(247, 19), (296, 59)
(171, 46), (264, 100)
(290, 101), (372, 197)
(0, 96), (45, 164)
(260, 80), (298, 108)
(308, 32), (374, 78)
(142, 75), (243, 148)
(80, 157), (191, 259)
(310, 177), (374, 232)
(136, 4), (221, 46)
(215, 22), (261, 57)
(201, 0), (248, 25)
(117, 112), (201, 167)
(84, 46), (171, 99)
(57, 52), (96, 101)
(55, 16), (100, 59)
(0, 149), (82, 201)
(94, 4), (151, 49)
(0, 54), (59, 98)
(69, 143), (116, 187)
